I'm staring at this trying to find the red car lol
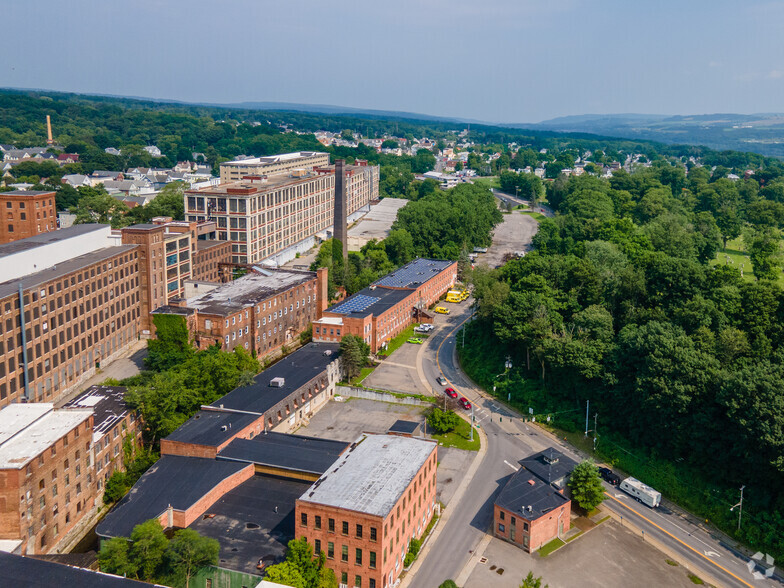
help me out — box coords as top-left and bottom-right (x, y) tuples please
(459, 397), (472, 410)
(444, 387), (458, 398)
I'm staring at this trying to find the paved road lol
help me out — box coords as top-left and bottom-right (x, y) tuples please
(411, 304), (775, 588)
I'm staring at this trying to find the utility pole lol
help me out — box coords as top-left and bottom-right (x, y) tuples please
(593, 413), (598, 451)
(731, 485), (745, 531)
(470, 404), (474, 442)
(584, 399), (590, 437)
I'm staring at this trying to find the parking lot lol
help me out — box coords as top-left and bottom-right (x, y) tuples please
(465, 521), (698, 588)
(297, 398), (475, 507)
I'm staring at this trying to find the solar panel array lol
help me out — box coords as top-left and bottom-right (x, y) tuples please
(329, 294), (380, 315)
(375, 259), (452, 288)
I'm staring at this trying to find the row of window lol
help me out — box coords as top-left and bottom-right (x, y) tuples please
(301, 515), (378, 541)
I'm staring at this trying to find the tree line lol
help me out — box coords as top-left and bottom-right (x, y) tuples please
(462, 162), (784, 559)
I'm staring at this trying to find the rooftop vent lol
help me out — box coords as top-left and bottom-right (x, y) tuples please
(543, 453), (559, 465)
(528, 479), (536, 486)
(270, 377), (285, 387)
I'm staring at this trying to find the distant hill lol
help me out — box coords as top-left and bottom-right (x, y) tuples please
(520, 113), (784, 157)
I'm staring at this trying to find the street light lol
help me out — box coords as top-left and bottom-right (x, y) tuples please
(730, 485), (745, 531)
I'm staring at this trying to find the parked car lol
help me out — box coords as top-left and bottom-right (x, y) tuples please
(434, 307), (450, 314)
(407, 337), (423, 345)
(459, 397), (472, 410)
(444, 387), (458, 398)
(598, 467), (621, 486)
(420, 323), (435, 331)
(436, 376), (448, 386)
(414, 326), (429, 334)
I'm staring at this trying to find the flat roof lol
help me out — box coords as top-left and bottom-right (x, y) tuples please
(96, 455), (250, 538)
(325, 286), (412, 318)
(0, 551), (150, 587)
(0, 190), (55, 197)
(164, 409), (261, 447)
(188, 474), (312, 576)
(520, 448), (578, 487)
(211, 342), (340, 415)
(186, 172), (325, 195)
(299, 434), (436, 518)
(62, 385), (131, 443)
(223, 151), (327, 166)
(0, 404), (92, 469)
(374, 258), (454, 289)
(151, 305), (195, 316)
(494, 468), (570, 521)
(388, 420), (421, 435)
(0, 244), (137, 301)
(186, 270), (315, 316)
(218, 432), (349, 475)
(0, 224), (108, 258)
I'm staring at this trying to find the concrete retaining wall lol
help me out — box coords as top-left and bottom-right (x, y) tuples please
(336, 385), (432, 406)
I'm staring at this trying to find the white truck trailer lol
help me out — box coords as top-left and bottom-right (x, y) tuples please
(619, 476), (661, 508)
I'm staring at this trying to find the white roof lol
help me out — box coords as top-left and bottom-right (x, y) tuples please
(314, 316), (343, 326)
(0, 404), (92, 469)
(299, 434), (435, 518)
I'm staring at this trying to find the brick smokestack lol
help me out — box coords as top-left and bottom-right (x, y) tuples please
(334, 159), (348, 259)
(316, 267), (329, 317)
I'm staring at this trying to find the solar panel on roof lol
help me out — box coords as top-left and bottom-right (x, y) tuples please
(330, 294), (379, 314)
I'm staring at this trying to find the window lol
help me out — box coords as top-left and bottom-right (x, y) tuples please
(315, 515), (321, 530)
(369, 551), (376, 569)
(355, 575), (361, 588)
(523, 522), (529, 531)
(342, 521), (349, 535)
(341, 545), (348, 563)
(328, 518), (335, 533)
(314, 539), (321, 554)
(327, 541), (334, 559)
(341, 573), (347, 585)
(370, 527), (377, 542)
(499, 511), (505, 520)
(498, 523), (505, 533)
(301, 512), (308, 527)
(355, 548), (362, 566)
(369, 580), (376, 588)
(356, 524), (363, 539)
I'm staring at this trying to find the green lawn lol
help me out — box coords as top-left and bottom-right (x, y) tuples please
(431, 417), (480, 451)
(471, 176), (501, 191)
(378, 324), (418, 357)
(520, 211), (547, 221)
(709, 237), (784, 287)
(538, 537), (565, 556)
(351, 366), (376, 386)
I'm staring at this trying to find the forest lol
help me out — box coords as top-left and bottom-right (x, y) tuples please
(460, 161), (784, 559)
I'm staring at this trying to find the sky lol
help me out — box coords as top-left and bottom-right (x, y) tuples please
(3, 0), (784, 123)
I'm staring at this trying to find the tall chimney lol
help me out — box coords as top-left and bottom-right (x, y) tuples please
(333, 159), (348, 259)
(46, 115), (54, 145)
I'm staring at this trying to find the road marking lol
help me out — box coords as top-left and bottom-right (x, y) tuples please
(705, 550), (721, 558)
(605, 493), (753, 588)
(614, 493), (626, 498)
(504, 460), (519, 471)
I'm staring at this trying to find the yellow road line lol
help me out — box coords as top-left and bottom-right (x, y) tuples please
(605, 493), (753, 588)
(435, 313), (475, 387)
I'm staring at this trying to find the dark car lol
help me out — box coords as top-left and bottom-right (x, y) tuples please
(459, 397), (472, 410)
(444, 387), (458, 398)
(599, 467), (621, 486)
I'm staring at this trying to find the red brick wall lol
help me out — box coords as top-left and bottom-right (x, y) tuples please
(0, 192), (57, 244)
(493, 500), (571, 553)
(296, 444), (438, 588)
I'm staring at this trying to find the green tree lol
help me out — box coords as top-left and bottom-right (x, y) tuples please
(165, 528), (220, 588)
(130, 519), (169, 582)
(71, 185), (129, 227)
(520, 571), (549, 588)
(567, 460), (605, 511)
(264, 538), (337, 588)
(98, 537), (135, 578)
(340, 334), (370, 380)
(146, 314), (194, 372)
(426, 407), (461, 434)
(748, 228), (783, 281)
(103, 471), (131, 504)
(384, 228), (415, 266)
(265, 562), (306, 588)
(438, 581), (458, 588)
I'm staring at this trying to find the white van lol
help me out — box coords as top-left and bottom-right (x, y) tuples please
(620, 477), (661, 508)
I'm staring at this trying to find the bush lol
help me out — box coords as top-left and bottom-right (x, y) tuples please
(426, 407), (461, 434)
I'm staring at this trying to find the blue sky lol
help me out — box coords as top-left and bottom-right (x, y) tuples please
(3, 0), (783, 122)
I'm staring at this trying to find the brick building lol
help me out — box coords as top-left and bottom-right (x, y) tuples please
(0, 404), (95, 555)
(192, 240), (232, 282)
(0, 226), (142, 408)
(296, 434), (438, 588)
(219, 151), (330, 183)
(0, 191), (57, 244)
(492, 448), (577, 553)
(312, 258), (457, 353)
(155, 267), (327, 359)
(184, 162), (378, 266)
(62, 385), (142, 499)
